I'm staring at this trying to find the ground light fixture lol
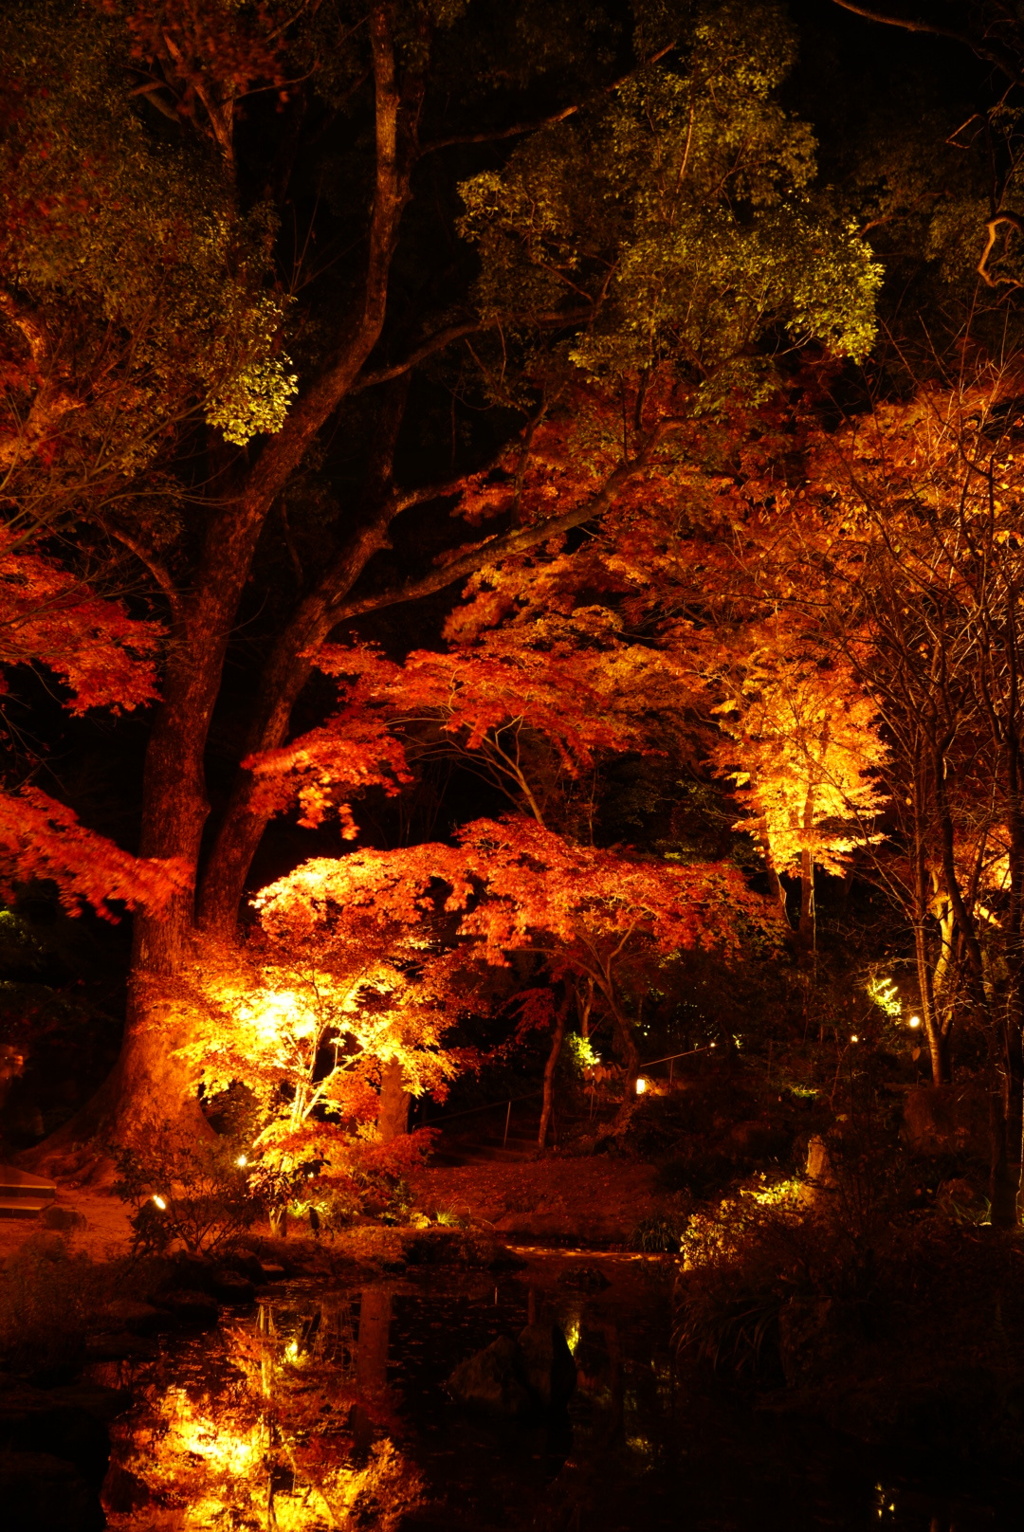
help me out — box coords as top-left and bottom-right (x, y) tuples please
(635, 1077), (648, 1094)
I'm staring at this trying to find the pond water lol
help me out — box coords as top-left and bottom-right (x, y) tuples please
(91, 1250), (1013, 1532)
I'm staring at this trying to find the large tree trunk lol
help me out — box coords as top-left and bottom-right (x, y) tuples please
(609, 998), (640, 1135)
(537, 1005), (567, 1151)
(797, 789), (816, 965)
(40, 8), (411, 1149)
(196, 387), (412, 937)
(378, 1061), (410, 1142)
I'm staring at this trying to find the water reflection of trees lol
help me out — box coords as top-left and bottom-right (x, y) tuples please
(104, 1289), (422, 1531)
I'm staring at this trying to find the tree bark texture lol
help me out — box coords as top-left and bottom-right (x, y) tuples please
(378, 1061), (411, 1142)
(537, 1005), (567, 1150)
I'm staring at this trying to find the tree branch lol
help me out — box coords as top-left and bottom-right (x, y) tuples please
(352, 308), (594, 392)
(351, 320), (485, 391)
(829, 1), (1024, 85)
(977, 212), (1024, 288)
(327, 420), (681, 623)
(418, 41), (677, 156)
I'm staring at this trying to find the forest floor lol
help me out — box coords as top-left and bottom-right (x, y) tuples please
(0, 1188), (131, 1261)
(0, 1152), (668, 1263)
(409, 1154), (667, 1245)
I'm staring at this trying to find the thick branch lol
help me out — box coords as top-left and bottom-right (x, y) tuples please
(977, 212), (1024, 288)
(329, 422), (679, 623)
(352, 320), (485, 391)
(418, 41), (676, 156)
(353, 308), (594, 392)
(0, 290), (84, 470)
(830, 1), (1024, 85)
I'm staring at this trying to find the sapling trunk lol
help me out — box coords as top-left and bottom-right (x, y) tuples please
(538, 1008), (567, 1150)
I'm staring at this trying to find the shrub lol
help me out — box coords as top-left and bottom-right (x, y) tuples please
(630, 1213), (686, 1252)
(673, 1117), (915, 1381)
(111, 1124), (263, 1256)
(0, 1233), (101, 1376)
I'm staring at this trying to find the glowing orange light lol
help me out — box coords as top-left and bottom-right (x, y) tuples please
(635, 1077), (648, 1095)
(908, 1015), (921, 1029)
(152, 1194), (168, 1209)
(850, 1035), (859, 1044)
(236, 1154), (248, 1166)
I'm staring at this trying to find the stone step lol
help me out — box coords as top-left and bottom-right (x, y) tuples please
(0, 1165), (57, 1195)
(0, 1197), (54, 1218)
(0, 1165), (57, 1217)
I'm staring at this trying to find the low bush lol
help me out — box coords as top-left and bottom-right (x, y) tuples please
(111, 1125), (263, 1257)
(673, 1117), (1024, 1466)
(673, 1119), (918, 1380)
(630, 1212), (686, 1252)
(0, 1233), (106, 1377)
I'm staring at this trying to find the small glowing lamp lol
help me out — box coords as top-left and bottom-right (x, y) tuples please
(908, 1015), (922, 1029)
(850, 1034), (859, 1044)
(152, 1194), (168, 1210)
(236, 1154), (248, 1167)
(709, 1041), (716, 1048)
(635, 1077), (648, 1095)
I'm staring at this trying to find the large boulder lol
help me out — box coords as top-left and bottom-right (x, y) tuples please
(903, 1084), (989, 1156)
(517, 1323), (576, 1409)
(800, 1134), (837, 1205)
(0, 1450), (101, 1532)
(447, 1324), (576, 1420)
(90, 1300), (172, 1337)
(211, 1268), (256, 1305)
(0, 1382), (126, 1488)
(154, 1288), (219, 1328)
(39, 1207), (88, 1233)
(447, 1335), (533, 1420)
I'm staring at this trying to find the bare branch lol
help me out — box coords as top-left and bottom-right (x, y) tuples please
(353, 308), (594, 392)
(418, 41), (676, 156)
(328, 420), (681, 623)
(977, 212), (1024, 288)
(829, 1), (1024, 86)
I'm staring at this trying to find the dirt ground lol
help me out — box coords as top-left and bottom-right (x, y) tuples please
(0, 1151), (669, 1265)
(409, 1155), (668, 1244)
(0, 1188), (132, 1261)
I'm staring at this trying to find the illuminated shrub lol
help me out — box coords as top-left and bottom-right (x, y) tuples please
(111, 1124), (263, 1257)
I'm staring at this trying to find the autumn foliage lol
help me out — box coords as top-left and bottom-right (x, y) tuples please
(0, 531), (181, 914)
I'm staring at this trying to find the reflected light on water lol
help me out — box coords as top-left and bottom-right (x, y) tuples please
(103, 1294), (423, 1532)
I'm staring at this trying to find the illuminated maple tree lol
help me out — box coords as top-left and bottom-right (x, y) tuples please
(0, 530), (181, 915)
(708, 638), (889, 955)
(245, 818), (775, 1144)
(178, 898), (462, 1224)
(1, 1), (896, 1164)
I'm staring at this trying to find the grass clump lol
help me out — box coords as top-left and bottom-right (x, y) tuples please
(0, 1233), (106, 1377)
